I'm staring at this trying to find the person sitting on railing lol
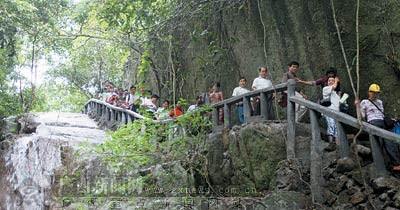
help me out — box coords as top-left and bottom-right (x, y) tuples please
(252, 66), (273, 116)
(281, 61), (307, 122)
(209, 82), (224, 123)
(126, 85), (140, 112)
(322, 76), (340, 150)
(156, 100), (170, 120)
(355, 84), (400, 171)
(232, 77), (251, 124)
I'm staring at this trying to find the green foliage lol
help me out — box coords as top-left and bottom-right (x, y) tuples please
(90, 106), (212, 196)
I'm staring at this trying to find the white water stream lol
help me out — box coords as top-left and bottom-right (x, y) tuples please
(1, 112), (106, 210)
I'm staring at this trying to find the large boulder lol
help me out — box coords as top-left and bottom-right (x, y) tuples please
(227, 122), (287, 192)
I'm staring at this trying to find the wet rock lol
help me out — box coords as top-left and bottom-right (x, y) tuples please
(336, 158), (356, 173)
(394, 191), (400, 208)
(18, 114), (39, 134)
(337, 175), (349, 192)
(371, 177), (400, 193)
(0, 140), (12, 151)
(0, 112), (107, 210)
(323, 189), (337, 206)
(323, 167), (336, 180)
(0, 116), (19, 139)
(272, 159), (307, 192)
(228, 123), (288, 191)
(205, 132), (225, 188)
(385, 207), (399, 210)
(258, 191), (308, 210)
(379, 193), (389, 201)
(336, 190), (350, 205)
(345, 179), (354, 189)
(347, 168), (367, 186)
(350, 191), (366, 205)
(356, 144), (371, 156)
(347, 186), (361, 195)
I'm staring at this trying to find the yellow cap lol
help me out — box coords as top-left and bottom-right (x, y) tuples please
(368, 84), (381, 92)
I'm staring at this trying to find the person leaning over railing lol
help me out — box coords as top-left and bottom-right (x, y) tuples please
(355, 83), (400, 171)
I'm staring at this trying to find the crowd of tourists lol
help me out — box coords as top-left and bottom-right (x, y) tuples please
(97, 60), (400, 171)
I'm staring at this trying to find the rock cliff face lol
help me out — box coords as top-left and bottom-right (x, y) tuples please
(147, 0), (400, 116)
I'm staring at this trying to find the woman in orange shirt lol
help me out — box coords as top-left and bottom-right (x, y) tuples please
(170, 101), (183, 118)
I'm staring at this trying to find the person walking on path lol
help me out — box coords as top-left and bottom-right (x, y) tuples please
(355, 84), (400, 171)
(232, 77), (251, 124)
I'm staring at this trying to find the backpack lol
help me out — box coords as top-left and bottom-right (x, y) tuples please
(394, 120), (400, 135)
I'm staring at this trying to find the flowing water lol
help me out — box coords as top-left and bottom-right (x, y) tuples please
(0, 112), (106, 210)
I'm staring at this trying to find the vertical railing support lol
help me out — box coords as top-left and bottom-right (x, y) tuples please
(106, 107), (111, 121)
(336, 121), (350, 158)
(369, 134), (387, 177)
(286, 79), (296, 159)
(260, 92), (269, 120)
(310, 109), (323, 204)
(213, 107), (219, 126)
(224, 104), (231, 128)
(243, 96), (251, 123)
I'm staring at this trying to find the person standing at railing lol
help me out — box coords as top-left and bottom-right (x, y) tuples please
(187, 95), (204, 112)
(232, 77), (251, 124)
(281, 61), (307, 122)
(170, 100), (183, 118)
(322, 77), (340, 150)
(355, 84), (400, 171)
(209, 82), (224, 123)
(156, 100), (170, 120)
(252, 66), (273, 116)
(141, 94), (159, 118)
(126, 85), (140, 112)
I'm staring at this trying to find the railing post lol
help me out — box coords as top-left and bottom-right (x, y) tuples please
(369, 134), (387, 177)
(224, 104), (231, 128)
(310, 109), (323, 204)
(213, 107), (219, 126)
(336, 121), (349, 158)
(107, 107), (111, 121)
(127, 114), (132, 123)
(260, 92), (269, 120)
(123, 112), (127, 124)
(243, 96), (251, 123)
(96, 103), (100, 117)
(286, 79), (296, 159)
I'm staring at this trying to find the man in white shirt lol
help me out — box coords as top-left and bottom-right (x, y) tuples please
(252, 66), (273, 90)
(141, 94), (159, 114)
(232, 77), (250, 124)
(251, 66), (273, 116)
(126, 85), (140, 112)
(187, 95), (204, 112)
